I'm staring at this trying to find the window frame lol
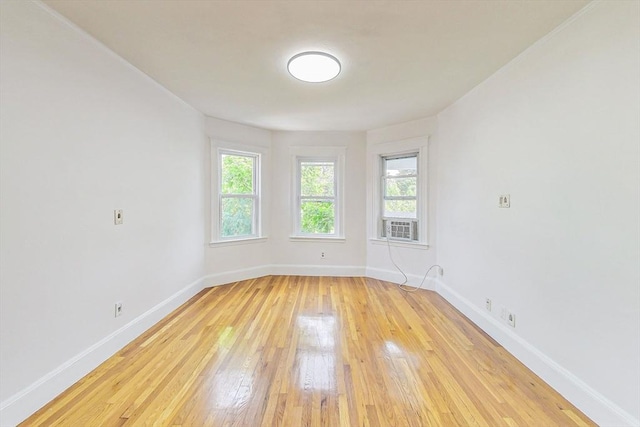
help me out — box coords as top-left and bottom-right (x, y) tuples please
(295, 157), (338, 236)
(381, 152), (419, 220)
(218, 149), (259, 240)
(290, 146), (346, 240)
(368, 137), (429, 246)
(211, 141), (266, 244)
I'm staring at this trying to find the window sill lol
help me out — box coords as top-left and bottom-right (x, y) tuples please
(209, 236), (268, 247)
(289, 236), (346, 243)
(369, 238), (430, 250)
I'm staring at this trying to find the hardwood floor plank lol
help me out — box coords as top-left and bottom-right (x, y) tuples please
(21, 276), (595, 426)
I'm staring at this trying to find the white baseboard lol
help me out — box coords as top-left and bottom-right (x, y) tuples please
(0, 276), (207, 427)
(435, 278), (639, 427)
(201, 264), (366, 289)
(270, 264), (365, 277)
(365, 267), (436, 290)
(202, 265), (273, 287)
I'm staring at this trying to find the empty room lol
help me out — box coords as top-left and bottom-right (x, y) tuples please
(0, 0), (638, 426)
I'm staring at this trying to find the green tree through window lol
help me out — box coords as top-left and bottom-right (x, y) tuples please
(383, 154), (418, 219)
(299, 161), (335, 234)
(220, 152), (257, 238)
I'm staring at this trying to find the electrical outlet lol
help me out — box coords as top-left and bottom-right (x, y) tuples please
(485, 298), (492, 312)
(114, 302), (123, 317)
(507, 311), (516, 327)
(321, 252), (325, 259)
(114, 209), (124, 225)
(499, 194), (511, 208)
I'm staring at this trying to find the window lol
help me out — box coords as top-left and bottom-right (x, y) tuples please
(291, 146), (345, 239)
(369, 137), (428, 246)
(298, 159), (336, 234)
(382, 154), (418, 218)
(381, 153), (419, 242)
(219, 150), (259, 239)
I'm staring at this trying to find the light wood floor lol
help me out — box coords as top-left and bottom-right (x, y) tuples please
(23, 276), (595, 426)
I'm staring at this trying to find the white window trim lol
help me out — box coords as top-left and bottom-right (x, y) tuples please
(210, 140), (268, 244)
(290, 236), (346, 243)
(290, 146), (346, 240)
(369, 137), (429, 245)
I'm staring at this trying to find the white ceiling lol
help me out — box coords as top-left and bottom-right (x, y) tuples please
(43, 0), (589, 131)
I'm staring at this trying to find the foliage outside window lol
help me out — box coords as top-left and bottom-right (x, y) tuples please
(382, 154), (418, 219)
(297, 159), (336, 235)
(219, 151), (258, 239)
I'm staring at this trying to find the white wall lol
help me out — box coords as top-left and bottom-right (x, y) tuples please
(270, 131), (367, 274)
(435, 1), (639, 425)
(0, 1), (206, 424)
(365, 117), (440, 286)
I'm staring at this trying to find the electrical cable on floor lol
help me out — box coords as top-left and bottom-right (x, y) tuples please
(386, 234), (442, 293)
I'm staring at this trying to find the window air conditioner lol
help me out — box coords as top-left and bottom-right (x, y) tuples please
(382, 218), (418, 241)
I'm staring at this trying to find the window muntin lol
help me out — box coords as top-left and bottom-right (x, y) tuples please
(297, 159), (336, 235)
(219, 151), (258, 239)
(382, 153), (418, 219)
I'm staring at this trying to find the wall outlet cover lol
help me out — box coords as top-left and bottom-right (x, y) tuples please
(114, 302), (123, 317)
(114, 209), (124, 225)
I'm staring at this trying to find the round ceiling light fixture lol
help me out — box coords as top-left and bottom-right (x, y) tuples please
(287, 51), (341, 83)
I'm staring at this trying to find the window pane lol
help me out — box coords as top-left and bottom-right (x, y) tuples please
(221, 197), (254, 237)
(221, 154), (254, 194)
(384, 200), (417, 219)
(385, 177), (416, 197)
(301, 162), (334, 197)
(301, 200), (335, 234)
(384, 155), (417, 177)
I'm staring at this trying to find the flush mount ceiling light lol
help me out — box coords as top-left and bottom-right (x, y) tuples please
(287, 51), (341, 83)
